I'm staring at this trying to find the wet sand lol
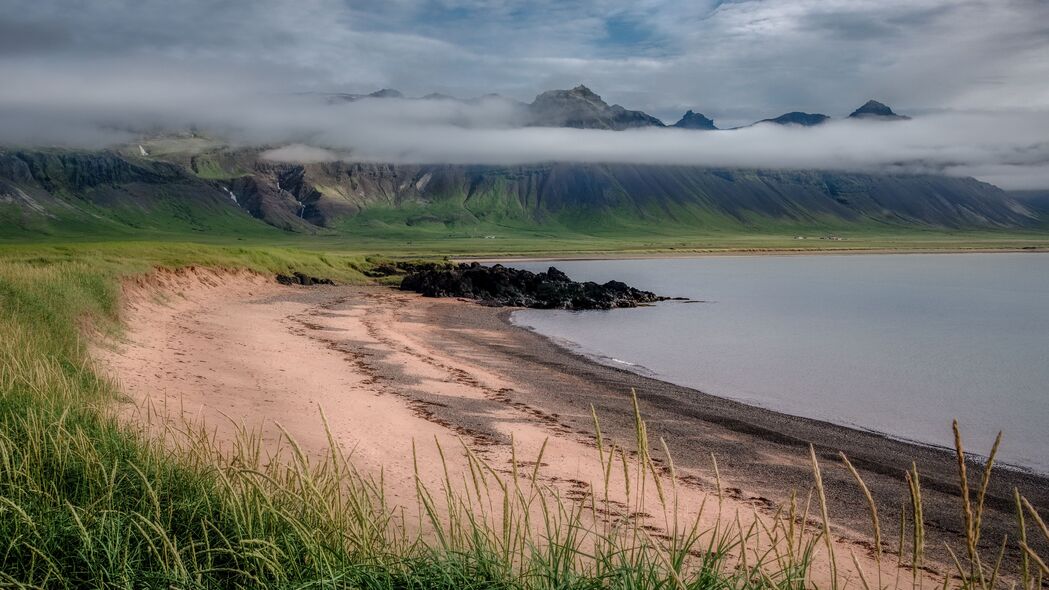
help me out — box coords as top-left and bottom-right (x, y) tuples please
(94, 269), (1049, 585)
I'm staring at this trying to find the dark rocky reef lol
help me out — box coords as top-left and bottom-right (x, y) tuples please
(400, 263), (668, 310)
(276, 272), (336, 286)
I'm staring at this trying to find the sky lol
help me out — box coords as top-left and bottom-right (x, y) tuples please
(2, 0), (1049, 188)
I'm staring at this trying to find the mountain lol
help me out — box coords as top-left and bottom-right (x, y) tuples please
(0, 149), (290, 236)
(849, 100), (909, 120)
(1010, 190), (1049, 224)
(1, 85), (1043, 239)
(755, 112), (830, 127)
(215, 159), (1043, 231)
(1, 147), (1040, 239)
(317, 87), (909, 130)
(315, 87), (914, 131)
(672, 110), (717, 130)
(369, 88), (404, 99)
(323, 88), (406, 103)
(527, 85), (665, 130)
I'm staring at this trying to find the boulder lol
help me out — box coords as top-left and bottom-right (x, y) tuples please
(276, 272), (336, 286)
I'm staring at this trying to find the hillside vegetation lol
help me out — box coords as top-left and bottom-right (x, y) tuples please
(2, 147), (1046, 252)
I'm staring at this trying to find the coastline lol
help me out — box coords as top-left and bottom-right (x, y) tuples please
(95, 274), (1049, 582)
(509, 312), (1043, 477)
(424, 296), (1049, 571)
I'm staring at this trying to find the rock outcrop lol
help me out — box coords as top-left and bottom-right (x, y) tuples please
(276, 272), (336, 286)
(400, 263), (668, 309)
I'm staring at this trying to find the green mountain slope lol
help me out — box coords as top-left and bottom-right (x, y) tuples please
(0, 149), (282, 239)
(1, 148), (1042, 242)
(235, 160), (1041, 231)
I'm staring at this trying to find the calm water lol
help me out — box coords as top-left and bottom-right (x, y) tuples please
(511, 254), (1049, 473)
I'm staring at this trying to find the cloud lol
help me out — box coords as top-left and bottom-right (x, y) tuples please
(1, 0), (1047, 118)
(260, 144), (344, 163)
(0, 0), (1047, 188)
(296, 103), (1049, 190)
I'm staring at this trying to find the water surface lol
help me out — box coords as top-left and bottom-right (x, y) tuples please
(511, 254), (1049, 473)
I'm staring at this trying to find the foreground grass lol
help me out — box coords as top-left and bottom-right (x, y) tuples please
(0, 244), (371, 587)
(0, 242), (1046, 589)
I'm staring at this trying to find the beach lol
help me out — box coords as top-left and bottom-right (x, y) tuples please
(94, 268), (1049, 584)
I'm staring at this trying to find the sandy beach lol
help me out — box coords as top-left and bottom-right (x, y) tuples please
(93, 268), (1049, 586)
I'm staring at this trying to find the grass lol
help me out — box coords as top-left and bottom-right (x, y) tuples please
(0, 242), (1047, 588)
(4, 224), (1049, 261)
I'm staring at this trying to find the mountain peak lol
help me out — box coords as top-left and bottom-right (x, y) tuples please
(529, 85), (664, 130)
(757, 112), (830, 127)
(533, 85), (603, 104)
(369, 88), (404, 99)
(673, 110), (717, 130)
(849, 100), (909, 120)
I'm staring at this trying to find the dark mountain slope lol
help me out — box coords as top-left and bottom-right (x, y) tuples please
(1009, 190), (1049, 225)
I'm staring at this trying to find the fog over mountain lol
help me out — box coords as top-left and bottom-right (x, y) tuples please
(1, 0), (1048, 189)
(2, 75), (1047, 189)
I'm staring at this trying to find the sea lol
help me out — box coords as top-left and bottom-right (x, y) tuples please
(511, 253), (1049, 473)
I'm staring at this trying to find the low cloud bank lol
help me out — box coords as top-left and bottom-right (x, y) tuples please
(1, 65), (1047, 189)
(260, 144), (345, 164)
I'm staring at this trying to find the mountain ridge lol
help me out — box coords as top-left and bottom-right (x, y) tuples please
(753, 112), (830, 127)
(2, 87), (1037, 240)
(312, 86), (910, 129)
(1, 147), (1040, 239)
